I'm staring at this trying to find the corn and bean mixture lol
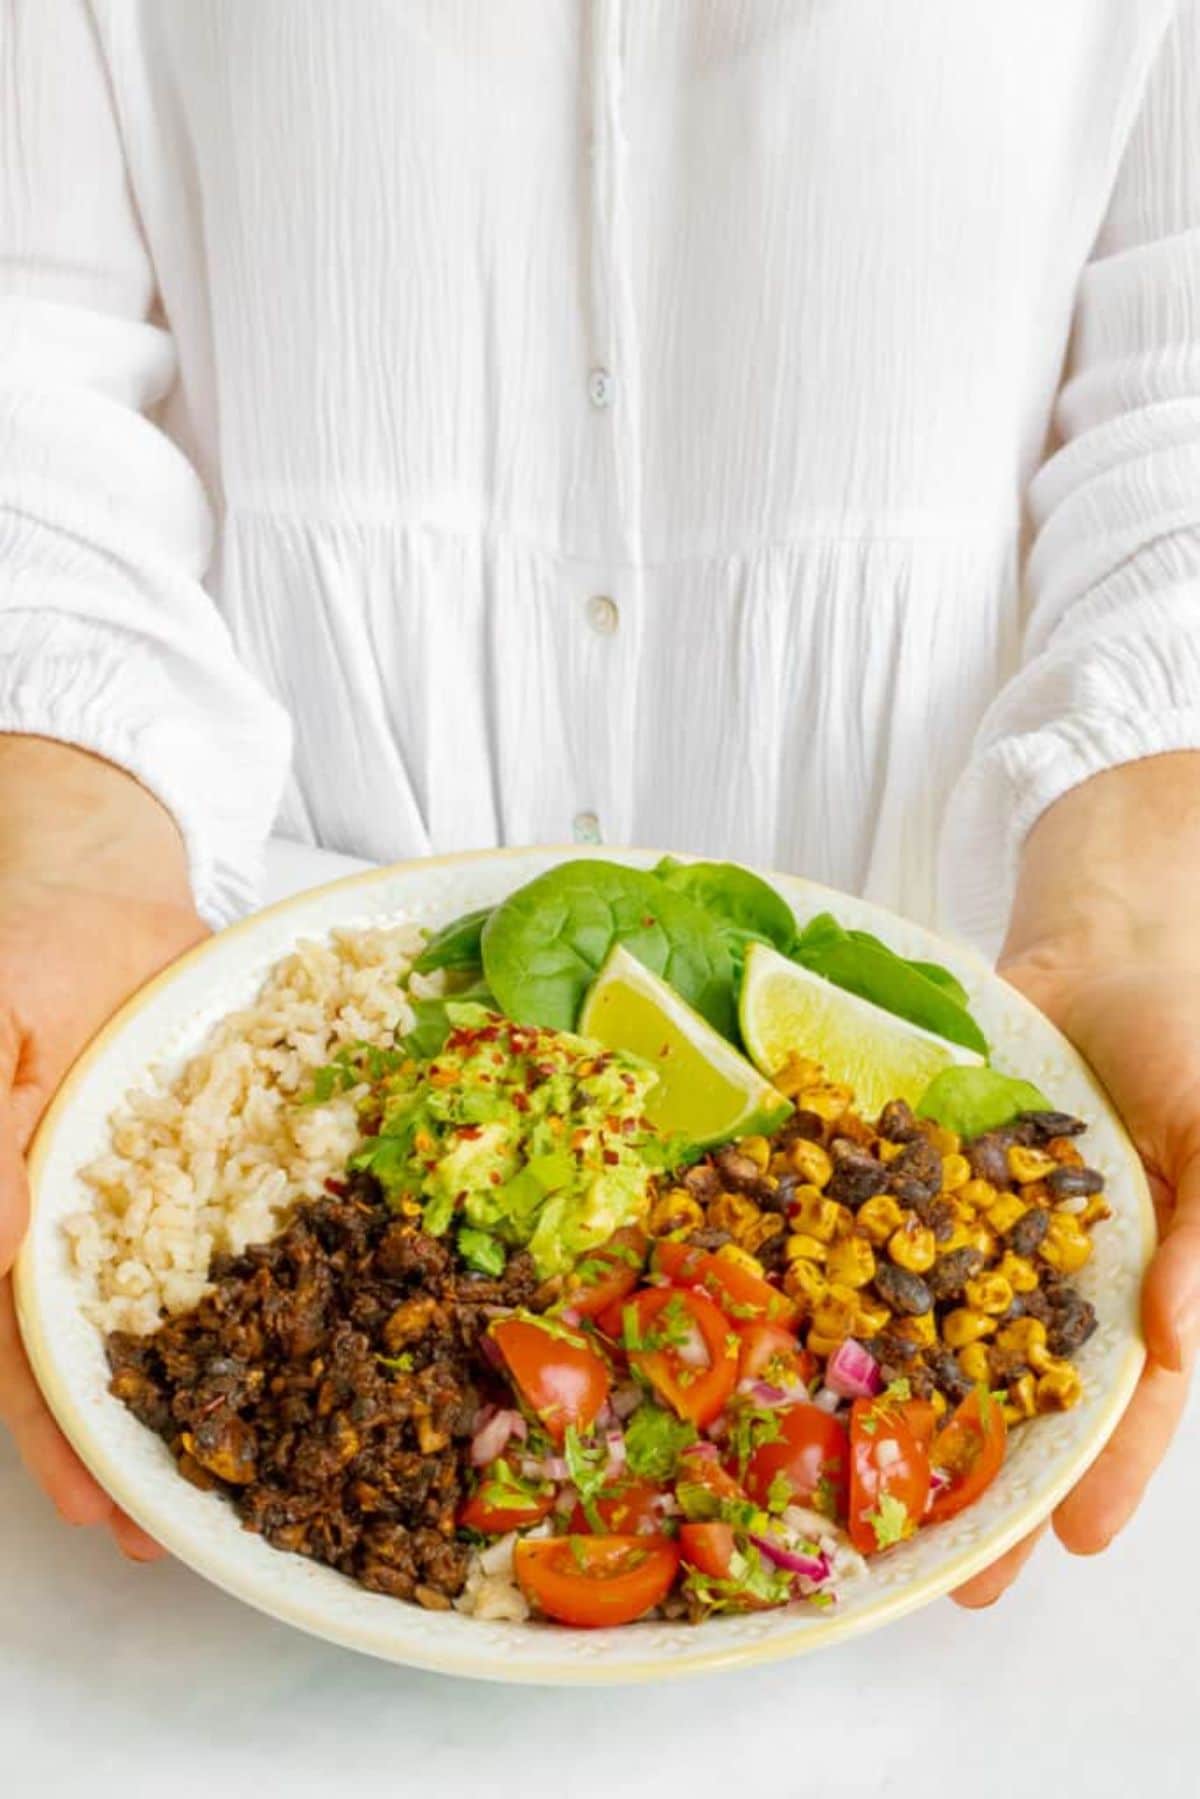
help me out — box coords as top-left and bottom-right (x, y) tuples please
(649, 1056), (1109, 1427)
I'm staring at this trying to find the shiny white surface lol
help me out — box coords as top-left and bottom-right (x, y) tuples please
(3, 843), (1196, 1794)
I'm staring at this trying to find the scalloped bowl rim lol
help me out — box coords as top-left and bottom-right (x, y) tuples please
(15, 847), (1155, 1684)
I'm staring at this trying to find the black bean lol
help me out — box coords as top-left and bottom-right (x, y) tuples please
(873, 1261), (933, 1317)
(1045, 1286), (1098, 1357)
(924, 1246), (984, 1302)
(966, 1133), (1011, 1188)
(1020, 1286), (1054, 1325)
(714, 1148), (762, 1191)
(1046, 1165), (1104, 1198)
(778, 1109), (826, 1145)
(686, 1228), (732, 1252)
(762, 1172), (799, 1215)
(1007, 1207), (1050, 1258)
(682, 1162), (722, 1202)
(828, 1142), (890, 1208)
(888, 1137), (942, 1199)
(877, 1099), (921, 1143)
(1017, 1110), (1087, 1140)
(924, 1348), (973, 1404)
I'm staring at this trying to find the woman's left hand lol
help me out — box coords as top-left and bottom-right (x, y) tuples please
(953, 761), (1200, 1607)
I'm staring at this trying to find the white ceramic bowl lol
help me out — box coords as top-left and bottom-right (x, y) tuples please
(15, 848), (1155, 1684)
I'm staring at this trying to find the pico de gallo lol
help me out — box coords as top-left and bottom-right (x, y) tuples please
(458, 1228), (1011, 1627)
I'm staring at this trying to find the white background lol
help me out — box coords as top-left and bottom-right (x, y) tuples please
(3, 841), (1196, 1799)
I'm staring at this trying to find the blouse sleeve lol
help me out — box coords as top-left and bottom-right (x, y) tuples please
(940, 0), (1200, 954)
(0, 0), (291, 925)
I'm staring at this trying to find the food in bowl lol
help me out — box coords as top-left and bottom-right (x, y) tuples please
(66, 859), (1111, 1630)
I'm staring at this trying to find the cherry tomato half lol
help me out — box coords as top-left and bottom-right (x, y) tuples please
(459, 1460), (555, 1534)
(652, 1238), (798, 1327)
(927, 1387), (1007, 1524)
(514, 1534), (680, 1628)
(848, 1393), (932, 1555)
(489, 1316), (610, 1443)
(735, 1321), (816, 1390)
(679, 1521), (736, 1580)
(569, 1477), (668, 1536)
(561, 1227), (647, 1319)
(744, 1402), (850, 1519)
(617, 1285), (739, 1427)
(677, 1443), (752, 1507)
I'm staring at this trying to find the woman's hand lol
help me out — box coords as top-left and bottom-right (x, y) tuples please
(954, 755), (1200, 1606)
(0, 737), (206, 1560)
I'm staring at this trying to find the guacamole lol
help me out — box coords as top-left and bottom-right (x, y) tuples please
(346, 1002), (664, 1277)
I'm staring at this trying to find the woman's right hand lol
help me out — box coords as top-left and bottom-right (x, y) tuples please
(0, 737), (207, 1558)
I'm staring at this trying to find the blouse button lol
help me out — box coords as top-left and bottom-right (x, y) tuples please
(588, 367), (614, 409)
(586, 595), (619, 636)
(573, 810), (602, 843)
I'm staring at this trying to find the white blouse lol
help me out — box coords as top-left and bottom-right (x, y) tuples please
(3, 1), (1200, 950)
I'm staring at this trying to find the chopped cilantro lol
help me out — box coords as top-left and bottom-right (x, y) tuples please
(377, 1351), (414, 1374)
(682, 1542), (793, 1617)
(568, 1535), (590, 1571)
(623, 1405), (697, 1482)
(726, 1400), (784, 1480)
(859, 1410), (878, 1436)
(456, 1225), (506, 1277)
(766, 1471), (793, 1516)
(808, 1591), (834, 1610)
(864, 1492), (911, 1551)
(564, 1425), (610, 1531)
(621, 1303), (645, 1353)
(477, 1457), (550, 1510)
(883, 1377), (912, 1402)
(813, 1473), (840, 1520)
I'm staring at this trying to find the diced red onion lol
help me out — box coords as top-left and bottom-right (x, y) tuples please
(875, 1438), (901, 1469)
(541, 1456), (570, 1482)
(604, 1429), (627, 1477)
(559, 1306), (583, 1327)
(736, 1378), (796, 1408)
(470, 1406), (524, 1467)
(680, 1441), (720, 1462)
(676, 1327), (710, 1370)
(611, 1381), (642, 1421)
(749, 1532), (830, 1582)
(930, 1466), (951, 1492)
(824, 1339), (882, 1400)
(813, 1387), (842, 1413)
(553, 1486), (578, 1516)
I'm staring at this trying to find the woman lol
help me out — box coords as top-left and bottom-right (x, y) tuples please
(0, 1), (1196, 1604)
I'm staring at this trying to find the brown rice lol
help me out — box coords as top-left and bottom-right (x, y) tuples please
(64, 922), (423, 1336)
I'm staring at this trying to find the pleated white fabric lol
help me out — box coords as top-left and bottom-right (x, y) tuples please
(2, 1), (1199, 948)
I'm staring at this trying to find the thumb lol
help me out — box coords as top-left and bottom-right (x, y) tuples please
(1142, 1155), (1200, 1373)
(0, 1020), (29, 1279)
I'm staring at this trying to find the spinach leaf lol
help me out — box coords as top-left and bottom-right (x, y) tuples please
(481, 860), (736, 1036)
(916, 1066), (1050, 1138)
(843, 927), (970, 1010)
(652, 857), (796, 969)
(412, 906), (492, 976)
(402, 980), (497, 1060)
(792, 912), (987, 1056)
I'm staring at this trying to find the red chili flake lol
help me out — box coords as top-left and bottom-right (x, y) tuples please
(511, 1090), (530, 1112)
(640, 915), (657, 928)
(621, 1117), (637, 1135)
(603, 1149), (620, 1166)
(323, 1177), (348, 1196)
(489, 1171), (502, 1185)
(457, 1125), (483, 1140)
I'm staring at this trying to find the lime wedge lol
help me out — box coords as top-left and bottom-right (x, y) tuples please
(578, 944), (792, 1148)
(739, 941), (983, 1118)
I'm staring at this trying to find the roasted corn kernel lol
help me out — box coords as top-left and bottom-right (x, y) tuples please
(984, 1192), (1028, 1235)
(965, 1220), (997, 1259)
(783, 1259), (827, 1308)
(957, 1341), (991, 1383)
(788, 1187), (843, 1242)
(926, 1124), (961, 1157)
(715, 1242), (765, 1280)
(772, 1053), (823, 1098)
(1008, 1373), (1037, 1419)
(887, 1220), (937, 1274)
(890, 1309), (937, 1348)
(957, 1178), (996, 1211)
(876, 1139), (905, 1164)
(940, 1153), (971, 1193)
(826, 1236), (876, 1289)
(856, 1193), (905, 1245)
(930, 1389), (949, 1420)
(789, 1139), (833, 1188)
(807, 1331), (846, 1359)
(785, 1232), (829, 1265)
(648, 1189), (704, 1234)
(942, 1307), (997, 1348)
(996, 1250), (1039, 1294)
(994, 1317), (1051, 1373)
(964, 1272), (1014, 1316)
(852, 1297), (891, 1337)
(738, 1134), (772, 1172)
(741, 1214), (785, 1257)
(1048, 1136), (1084, 1168)
(1039, 1212), (1093, 1275)
(1035, 1360), (1083, 1411)
(934, 1220), (974, 1255)
(797, 1082), (854, 1122)
(1007, 1144), (1058, 1185)
(1079, 1195), (1113, 1229)
(708, 1192), (761, 1238)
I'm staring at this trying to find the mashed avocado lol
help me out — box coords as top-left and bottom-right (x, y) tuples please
(346, 1002), (665, 1277)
